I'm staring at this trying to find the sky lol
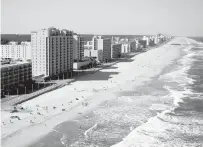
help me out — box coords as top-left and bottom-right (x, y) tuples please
(1, 0), (203, 36)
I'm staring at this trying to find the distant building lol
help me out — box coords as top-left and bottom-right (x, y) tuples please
(84, 41), (93, 50)
(31, 27), (73, 78)
(139, 40), (147, 48)
(1, 60), (32, 93)
(130, 41), (136, 52)
(73, 34), (84, 62)
(102, 38), (112, 62)
(111, 36), (119, 44)
(73, 60), (91, 70)
(84, 49), (91, 57)
(111, 44), (121, 59)
(149, 37), (155, 46)
(84, 36), (111, 62)
(135, 40), (141, 50)
(0, 41), (31, 60)
(143, 36), (150, 46)
(89, 50), (103, 62)
(121, 43), (131, 53)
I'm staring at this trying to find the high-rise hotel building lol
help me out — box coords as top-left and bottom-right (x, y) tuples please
(91, 36), (111, 62)
(73, 34), (84, 62)
(31, 27), (73, 78)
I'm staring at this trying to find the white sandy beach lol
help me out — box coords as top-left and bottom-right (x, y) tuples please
(1, 37), (189, 147)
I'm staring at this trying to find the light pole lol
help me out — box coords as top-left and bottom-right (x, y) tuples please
(25, 86), (26, 94)
(38, 83), (39, 90)
(32, 84), (33, 93)
(17, 89), (19, 96)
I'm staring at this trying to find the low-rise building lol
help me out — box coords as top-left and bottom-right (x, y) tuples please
(73, 61), (91, 70)
(90, 50), (103, 62)
(1, 60), (32, 93)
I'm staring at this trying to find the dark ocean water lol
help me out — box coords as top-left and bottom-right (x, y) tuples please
(28, 38), (203, 147)
(189, 37), (203, 43)
(1, 34), (144, 42)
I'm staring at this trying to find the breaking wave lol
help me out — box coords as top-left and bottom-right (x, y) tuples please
(112, 38), (203, 147)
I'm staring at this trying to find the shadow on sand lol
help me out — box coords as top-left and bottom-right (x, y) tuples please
(77, 71), (119, 81)
(104, 66), (118, 69)
(118, 58), (134, 62)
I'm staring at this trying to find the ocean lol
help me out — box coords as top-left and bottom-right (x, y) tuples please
(1, 34), (144, 43)
(28, 37), (203, 147)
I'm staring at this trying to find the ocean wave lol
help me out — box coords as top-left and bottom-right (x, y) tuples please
(84, 123), (98, 139)
(159, 45), (195, 86)
(159, 66), (195, 85)
(111, 106), (203, 147)
(112, 38), (203, 147)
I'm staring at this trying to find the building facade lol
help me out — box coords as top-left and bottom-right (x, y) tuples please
(102, 38), (111, 62)
(1, 61), (32, 92)
(73, 34), (84, 62)
(0, 41), (31, 60)
(139, 40), (147, 48)
(84, 36), (111, 62)
(84, 41), (93, 50)
(121, 43), (131, 53)
(130, 41), (136, 52)
(111, 44), (121, 59)
(143, 36), (150, 46)
(31, 27), (73, 78)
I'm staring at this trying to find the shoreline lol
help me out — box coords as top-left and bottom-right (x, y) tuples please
(29, 50), (184, 147)
(1, 38), (183, 147)
(111, 38), (202, 147)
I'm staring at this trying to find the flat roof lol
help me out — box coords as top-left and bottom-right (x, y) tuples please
(1, 61), (31, 68)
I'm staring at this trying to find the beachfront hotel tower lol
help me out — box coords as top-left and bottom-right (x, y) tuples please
(31, 27), (73, 78)
(73, 34), (84, 62)
(91, 36), (112, 62)
(111, 44), (122, 59)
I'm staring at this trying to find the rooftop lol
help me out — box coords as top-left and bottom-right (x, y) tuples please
(1, 59), (31, 68)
